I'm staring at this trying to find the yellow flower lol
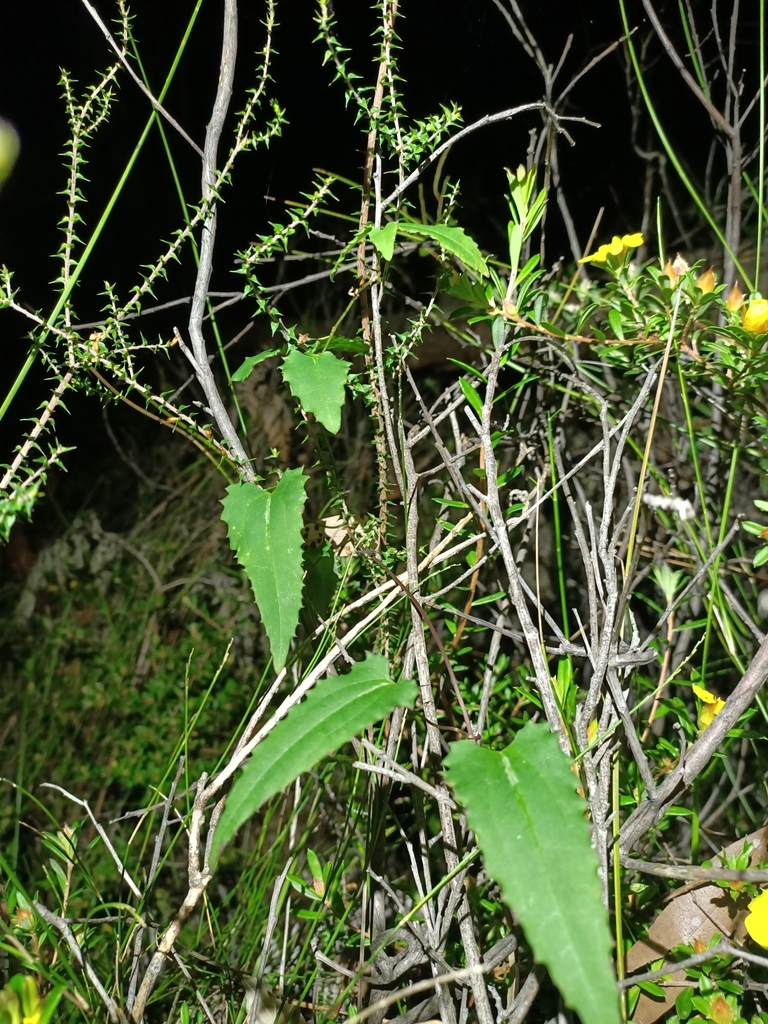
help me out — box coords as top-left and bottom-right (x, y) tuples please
(693, 684), (726, 731)
(742, 297), (768, 335)
(725, 281), (744, 312)
(579, 232), (644, 264)
(745, 889), (768, 948)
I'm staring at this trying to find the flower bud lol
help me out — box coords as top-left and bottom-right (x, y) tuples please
(725, 281), (744, 311)
(709, 994), (735, 1024)
(661, 259), (677, 284)
(696, 266), (716, 292)
(671, 253), (690, 278)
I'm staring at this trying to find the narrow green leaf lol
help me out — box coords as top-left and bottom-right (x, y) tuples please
(282, 349), (350, 433)
(508, 221), (523, 276)
(743, 520), (765, 537)
(444, 723), (619, 1024)
(540, 321), (566, 339)
(212, 655), (418, 858)
(607, 308), (624, 340)
(459, 377), (483, 417)
(447, 358), (487, 382)
(39, 987), (65, 1024)
(232, 349), (281, 382)
(221, 470), (307, 671)
(324, 337), (367, 354)
(403, 224), (487, 276)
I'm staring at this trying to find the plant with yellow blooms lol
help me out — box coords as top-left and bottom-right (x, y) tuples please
(0, 976), (62, 1024)
(578, 232), (645, 267)
(745, 889), (768, 948)
(693, 684), (726, 732)
(742, 298), (768, 336)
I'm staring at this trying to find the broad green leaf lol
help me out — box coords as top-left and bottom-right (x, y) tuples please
(444, 723), (619, 1024)
(231, 349), (280, 382)
(370, 221), (398, 261)
(282, 349), (351, 433)
(402, 224), (487, 276)
(212, 655), (418, 858)
(221, 470), (307, 671)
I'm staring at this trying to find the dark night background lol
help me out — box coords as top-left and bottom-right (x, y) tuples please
(0, 0), (755, 534)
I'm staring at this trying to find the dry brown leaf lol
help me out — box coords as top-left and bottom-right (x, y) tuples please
(322, 515), (363, 557)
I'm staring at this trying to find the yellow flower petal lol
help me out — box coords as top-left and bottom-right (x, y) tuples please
(694, 685), (726, 731)
(743, 298), (768, 335)
(746, 889), (768, 948)
(693, 684), (716, 703)
(579, 231), (643, 264)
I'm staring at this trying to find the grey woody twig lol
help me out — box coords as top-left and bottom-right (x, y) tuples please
(33, 901), (125, 1024)
(77, 0), (204, 157)
(621, 854), (768, 883)
(621, 633), (768, 852)
(618, 939), (768, 990)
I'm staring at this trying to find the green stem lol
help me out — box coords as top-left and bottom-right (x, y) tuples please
(756, 0), (766, 287)
(701, 434), (741, 681)
(618, 0), (752, 290)
(612, 752), (626, 1023)
(128, 25), (249, 441)
(676, 354), (713, 550)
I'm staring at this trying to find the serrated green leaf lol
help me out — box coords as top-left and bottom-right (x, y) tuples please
(232, 349), (281, 382)
(401, 224), (487, 276)
(221, 471), (307, 671)
(282, 349), (350, 433)
(444, 723), (619, 1024)
(370, 221), (398, 261)
(754, 499), (768, 512)
(212, 655), (418, 859)
(445, 276), (490, 310)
